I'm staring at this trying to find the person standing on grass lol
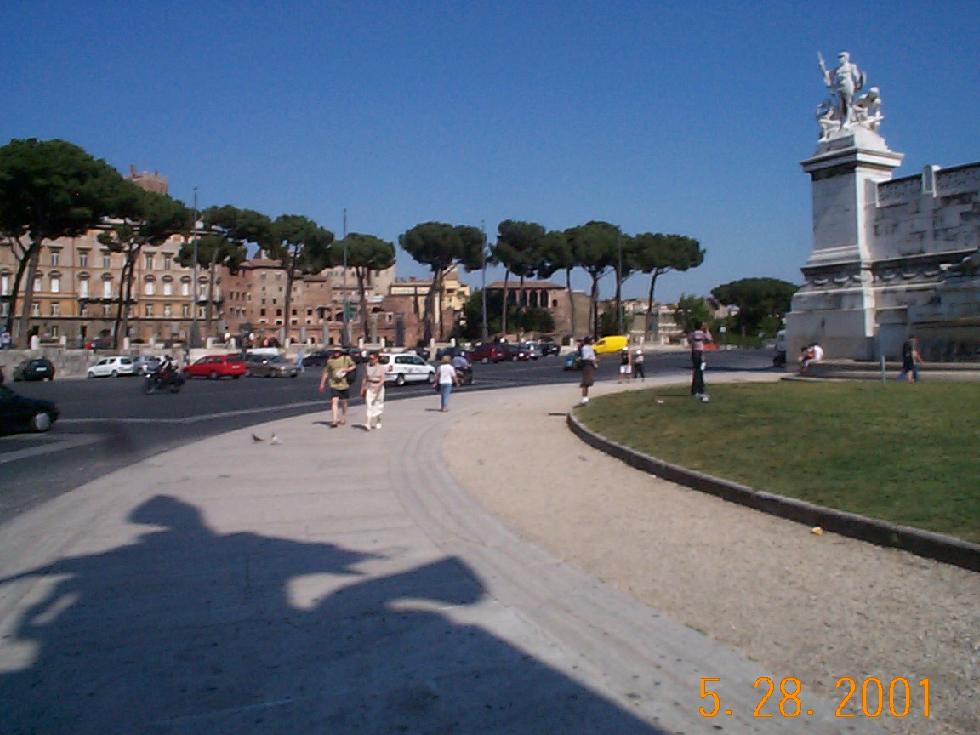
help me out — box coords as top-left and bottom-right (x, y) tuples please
(436, 355), (459, 412)
(618, 348), (632, 384)
(688, 323), (713, 400)
(899, 334), (923, 383)
(319, 347), (356, 427)
(632, 347), (645, 381)
(578, 337), (598, 406)
(360, 351), (388, 430)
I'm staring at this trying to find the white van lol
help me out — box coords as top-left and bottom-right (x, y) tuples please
(379, 353), (435, 386)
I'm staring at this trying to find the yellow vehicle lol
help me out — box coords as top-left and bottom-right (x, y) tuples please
(593, 335), (629, 354)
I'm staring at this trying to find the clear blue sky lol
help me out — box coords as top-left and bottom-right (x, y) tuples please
(3, 1), (978, 302)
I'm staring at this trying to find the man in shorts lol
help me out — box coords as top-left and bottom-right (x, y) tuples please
(319, 347), (357, 427)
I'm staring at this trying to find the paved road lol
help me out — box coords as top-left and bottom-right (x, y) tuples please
(1, 349), (774, 524)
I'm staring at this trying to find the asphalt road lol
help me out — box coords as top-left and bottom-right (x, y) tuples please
(1, 349), (774, 524)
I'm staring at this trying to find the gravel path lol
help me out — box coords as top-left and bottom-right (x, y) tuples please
(444, 378), (979, 735)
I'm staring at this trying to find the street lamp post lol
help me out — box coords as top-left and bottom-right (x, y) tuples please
(616, 233), (624, 335)
(480, 220), (488, 342)
(190, 187), (200, 350)
(341, 208), (349, 345)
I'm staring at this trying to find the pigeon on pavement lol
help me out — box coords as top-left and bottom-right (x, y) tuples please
(252, 433), (264, 442)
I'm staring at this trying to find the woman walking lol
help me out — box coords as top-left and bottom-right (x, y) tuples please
(578, 337), (598, 406)
(618, 347), (632, 384)
(360, 351), (388, 430)
(435, 355), (459, 412)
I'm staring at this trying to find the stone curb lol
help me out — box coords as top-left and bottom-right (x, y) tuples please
(566, 411), (980, 573)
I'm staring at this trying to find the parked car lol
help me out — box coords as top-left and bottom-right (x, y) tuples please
(773, 329), (787, 367)
(593, 335), (629, 355)
(301, 350), (332, 367)
(184, 354), (247, 380)
(537, 339), (561, 357)
(12, 357), (55, 382)
(514, 343), (542, 361)
(247, 355), (300, 378)
(0, 385), (59, 433)
(87, 356), (137, 378)
(84, 337), (114, 350)
(379, 353), (435, 386)
(469, 342), (509, 364)
(132, 356), (163, 375)
(435, 346), (470, 361)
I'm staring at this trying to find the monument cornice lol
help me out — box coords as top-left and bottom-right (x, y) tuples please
(800, 145), (904, 175)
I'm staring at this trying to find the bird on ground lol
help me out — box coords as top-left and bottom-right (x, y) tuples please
(252, 433), (264, 442)
(270, 433), (281, 445)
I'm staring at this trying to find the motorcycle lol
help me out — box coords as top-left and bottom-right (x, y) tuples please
(143, 367), (185, 394)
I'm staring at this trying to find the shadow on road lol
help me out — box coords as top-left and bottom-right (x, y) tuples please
(0, 496), (664, 734)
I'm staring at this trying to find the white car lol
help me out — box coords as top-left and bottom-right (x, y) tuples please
(87, 356), (137, 378)
(379, 353), (435, 386)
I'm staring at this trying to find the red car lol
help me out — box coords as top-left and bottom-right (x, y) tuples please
(184, 354), (247, 380)
(468, 342), (510, 363)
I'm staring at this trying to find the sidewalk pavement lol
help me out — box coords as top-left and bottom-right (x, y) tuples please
(0, 375), (887, 734)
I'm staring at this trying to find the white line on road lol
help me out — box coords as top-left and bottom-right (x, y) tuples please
(0, 433), (104, 465)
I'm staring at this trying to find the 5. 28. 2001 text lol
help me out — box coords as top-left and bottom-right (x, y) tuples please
(698, 676), (930, 719)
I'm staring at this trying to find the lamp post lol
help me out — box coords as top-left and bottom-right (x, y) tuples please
(616, 233), (624, 335)
(341, 208), (349, 345)
(480, 220), (488, 341)
(190, 187), (200, 350)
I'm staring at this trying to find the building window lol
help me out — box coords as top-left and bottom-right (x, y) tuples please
(145, 254), (154, 270)
(1, 273), (8, 295)
(276, 309), (282, 316)
(144, 279), (155, 296)
(103, 280), (113, 298)
(79, 303), (88, 316)
(50, 325), (59, 337)
(145, 304), (154, 317)
(197, 306), (205, 319)
(102, 252), (111, 269)
(163, 303), (172, 317)
(33, 276), (42, 292)
(32, 302), (40, 316)
(163, 280), (173, 296)
(181, 280), (191, 296)
(102, 304), (112, 317)
(163, 254), (172, 270)
(50, 250), (60, 266)
(79, 251), (89, 268)
(50, 275), (60, 293)
(181, 304), (190, 318)
(259, 308), (266, 316)
(79, 278), (89, 298)
(50, 302), (60, 316)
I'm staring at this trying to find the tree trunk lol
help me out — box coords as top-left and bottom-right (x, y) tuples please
(357, 268), (369, 341)
(120, 255), (135, 348)
(205, 249), (218, 338)
(500, 270), (510, 337)
(17, 244), (41, 347)
(421, 268), (440, 344)
(590, 274), (600, 337)
(113, 252), (130, 349)
(646, 272), (659, 334)
(434, 269), (446, 340)
(281, 250), (297, 346)
(565, 267), (576, 339)
(4, 239), (32, 339)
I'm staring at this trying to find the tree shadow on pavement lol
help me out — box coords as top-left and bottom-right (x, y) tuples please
(0, 496), (665, 734)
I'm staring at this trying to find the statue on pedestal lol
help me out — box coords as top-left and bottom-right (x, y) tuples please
(815, 50), (884, 140)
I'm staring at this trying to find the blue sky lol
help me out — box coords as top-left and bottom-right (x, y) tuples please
(3, 1), (978, 302)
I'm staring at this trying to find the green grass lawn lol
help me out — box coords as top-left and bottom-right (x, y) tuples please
(577, 382), (980, 543)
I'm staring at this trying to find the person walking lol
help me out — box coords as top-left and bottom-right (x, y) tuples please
(319, 347), (357, 427)
(360, 351), (388, 430)
(688, 323), (713, 400)
(295, 347), (306, 375)
(618, 348), (632, 384)
(632, 347), (645, 381)
(578, 337), (598, 406)
(435, 355), (459, 412)
(899, 334), (923, 383)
